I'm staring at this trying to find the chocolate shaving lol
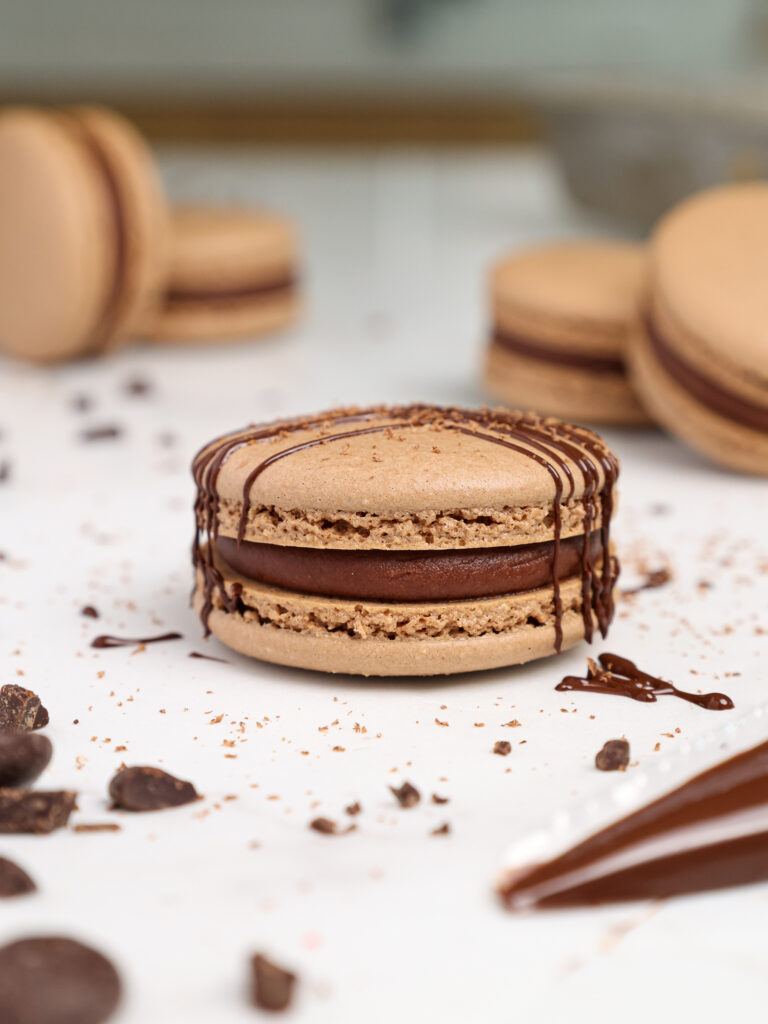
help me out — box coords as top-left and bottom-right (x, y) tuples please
(0, 856), (36, 898)
(493, 740), (512, 756)
(390, 781), (420, 808)
(309, 816), (355, 835)
(0, 731), (52, 787)
(0, 684), (49, 731)
(251, 954), (297, 1012)
(0, 789), (77, 834)
(0, 937), (121, 1023)
(595, 739), (630, 772)
(623, 568), (672, 596)
(431, 793), (450, 805)
(108, 766), (199, 812)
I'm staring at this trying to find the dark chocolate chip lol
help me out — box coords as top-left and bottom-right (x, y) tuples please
(79, 425), (122, 442)
(595, 739), (631, 772)
(389, 781), (420, 808)
(0, 857), (36, 898)
(0, 789), (77, 834)
(81, 606), (99, 619)
(431, 793), (450, 804)
(0, 936), (121, 1024)
(0, 685), (49, 731)
(0, 731), (52, 787)
(345, 801), (362, 816)
(108, 766), (199, 812)
(493, 740), (512, 756)
(251, 954), (296, 1012)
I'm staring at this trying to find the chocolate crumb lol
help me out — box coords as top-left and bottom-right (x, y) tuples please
(74, 823), (122, 834)
(0, 731), (52, 786)
(623, 568), (672, 596)
(493, 740), (512, 757)
(308, 816), (356, 835)
(81, 605), (99, 619)
(431, 793), (449, 804)
(0, 684), (49, 731)
(431, 823), (451, 836)
(0, 856), (36, 898)
(390, 781), (420, 808)
(251, 954), (296, 1012)
(108, 766), (199, 811)
(0, 789), (77, 834)
(0, 937), (121, 1023)
(595, 739), (630, 772)
(345, 801), (362, 816)
(79, 425), (123, 442)
(123, 376), (152, 397)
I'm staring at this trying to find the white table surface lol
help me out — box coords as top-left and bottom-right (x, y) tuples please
(1, 145), (767, 1023)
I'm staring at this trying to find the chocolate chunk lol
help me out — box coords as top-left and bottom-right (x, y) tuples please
(0, 685), (49, 731)
(79, 425), (122, 442)
(309, 817), (338, 834)
(595, 739), (631, 772)
(0, 789), (77, 834)
(108, 766), (199, 811)
(493, 740), (512, 756)
(431, 822), (451, 836)
(431, 793), (450, 805)
(251, 954), (296, 1012)
(0, 857), (36, 898)
(390, 781), (420, 808)
(0, 936), (121, 1024)
(81, 606), (99, 619)
(345, 801), (362, 816)
(0, 731), (52, 787)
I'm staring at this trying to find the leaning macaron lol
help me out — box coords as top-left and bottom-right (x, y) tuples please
(144, 205), (299, 343)
(484, 241), (649, 426)
(629, 183), (768, 476)
(0, 105), (168, 363)
(192, 405), (619, 677)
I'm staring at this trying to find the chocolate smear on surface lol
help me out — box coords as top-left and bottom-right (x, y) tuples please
(493, 740), (512, 756)
(390, 781), (420, 808)
(0, 789), (77, 834)
(191, 405), (619, 655)
(91, 632), (182, 649)
(0, 857), (36, 898)
(557, 653), (734, 711)
(251, 954), (297, 1012)
(0, 732), (52, 787)
(623, 568), (671, 596)
(108, 766), (198, 812)
(0, 936), (121, 1024)
(501, 738), (768, 909)
(595, 739), (630, 772)
(0, 685), (49, 730)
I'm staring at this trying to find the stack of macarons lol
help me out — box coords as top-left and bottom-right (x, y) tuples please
(0, 105), (300, 362)
(484, 181), (768, 477)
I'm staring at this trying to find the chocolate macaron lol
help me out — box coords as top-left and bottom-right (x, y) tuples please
(484, 241), (648, 425)
(630, 183), (768, 475)
(144, 205), (299, 343)
(192, 405), (619, 676)
(0, 105), (168, 362)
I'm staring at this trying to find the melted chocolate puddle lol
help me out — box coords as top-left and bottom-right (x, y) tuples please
(501, 738), (768, 908)
(557, 653), (734, 711)
(91, 632), (182, 649)
(191, 405), (619, 652)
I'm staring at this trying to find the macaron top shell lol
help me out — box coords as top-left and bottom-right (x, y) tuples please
(196, 405), (617, 520)
(166, 206), (297, 291)
(493, 241), (646, 355)
(650, 182), (768, 388)
(0, 106), (167, 362)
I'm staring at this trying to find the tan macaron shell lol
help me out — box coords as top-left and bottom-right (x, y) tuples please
(193, 407), (619, 676)
(146, 205), (299, 343)
(485, 240), (649, 425)
(0, 106), (168, 362)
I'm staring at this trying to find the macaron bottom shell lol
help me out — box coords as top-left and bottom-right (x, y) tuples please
(194, 558), (610, 677)
(629, 318), (768, 477)
(484, 341), (649, 427)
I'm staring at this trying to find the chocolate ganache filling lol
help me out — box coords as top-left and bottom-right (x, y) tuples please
(216, 530), (604, 603)
(646, 315), (768, 432)
(167, 275), (296, 306)
(493, 327), (625, 374)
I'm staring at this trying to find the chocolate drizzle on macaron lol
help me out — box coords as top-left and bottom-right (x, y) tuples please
(192, 405), (619, 665)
